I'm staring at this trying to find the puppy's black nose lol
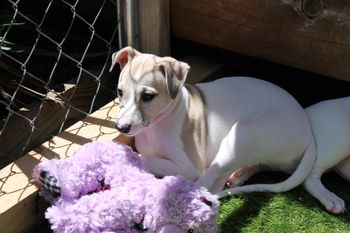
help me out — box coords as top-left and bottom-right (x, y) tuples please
(115, 123), (131, 134)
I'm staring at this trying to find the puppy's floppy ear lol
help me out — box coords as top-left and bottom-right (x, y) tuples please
(109, 46), (141, 72)
(158, 58), (190, 99)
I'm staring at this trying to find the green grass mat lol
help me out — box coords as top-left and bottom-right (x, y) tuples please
(218, 172), (350, 233)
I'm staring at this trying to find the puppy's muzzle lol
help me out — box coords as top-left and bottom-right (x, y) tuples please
(115, 123), (131, 134)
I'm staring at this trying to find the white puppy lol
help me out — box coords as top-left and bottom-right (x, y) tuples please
(110, 47), (316, 196)
(303, 97), (350, 214)
(219, 97), (350, 214)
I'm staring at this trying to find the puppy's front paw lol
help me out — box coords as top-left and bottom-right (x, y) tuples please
(320, 191), (346, 214)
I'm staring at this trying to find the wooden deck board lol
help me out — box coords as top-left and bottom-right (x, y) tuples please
(170, 0), (350, 82)
(0, 100), (120, 233)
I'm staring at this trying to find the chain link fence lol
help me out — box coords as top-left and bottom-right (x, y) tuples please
(0, 0), (121, 167)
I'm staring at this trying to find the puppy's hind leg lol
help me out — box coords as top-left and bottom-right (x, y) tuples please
(196, 122), (253, 193)
(304, 171), (346, 214)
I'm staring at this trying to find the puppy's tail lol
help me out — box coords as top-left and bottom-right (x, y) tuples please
(216, 138), (316, 198)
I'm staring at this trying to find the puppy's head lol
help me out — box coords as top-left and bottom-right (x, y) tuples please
(110, 46), (190, 136)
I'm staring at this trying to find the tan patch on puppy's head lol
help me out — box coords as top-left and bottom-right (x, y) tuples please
(111, 46), (190, 136)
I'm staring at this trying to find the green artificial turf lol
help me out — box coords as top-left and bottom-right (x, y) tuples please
(217, 172), (350, 233)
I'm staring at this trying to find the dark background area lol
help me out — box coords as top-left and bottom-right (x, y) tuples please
(172, 38), (350, 108)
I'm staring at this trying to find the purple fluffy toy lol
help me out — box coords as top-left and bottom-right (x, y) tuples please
(33, 140), (219, 233)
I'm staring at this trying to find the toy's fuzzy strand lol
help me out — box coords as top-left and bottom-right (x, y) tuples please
(34, 140), (219, 233)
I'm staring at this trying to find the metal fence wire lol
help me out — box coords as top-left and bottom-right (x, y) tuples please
(0, 0), (121, 167)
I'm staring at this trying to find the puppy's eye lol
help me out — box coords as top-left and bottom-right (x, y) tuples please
(141, 92), (156, 102)
(117, 89), (123, 98)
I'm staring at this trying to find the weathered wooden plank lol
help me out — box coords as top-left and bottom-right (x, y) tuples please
(0, 67), (116, 166)
(170, 0), (350, 82)
(0, 100), (121, 233)
(139, 0), (171, 56)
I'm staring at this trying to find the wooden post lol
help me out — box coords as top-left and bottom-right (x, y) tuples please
(118, 0), (171, 56)
(139, 0), (171, 56)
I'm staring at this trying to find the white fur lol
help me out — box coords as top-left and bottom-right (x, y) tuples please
(111, 47), (316, 201)
(196, 77), (316, 194)
(303, 97), (350, 214)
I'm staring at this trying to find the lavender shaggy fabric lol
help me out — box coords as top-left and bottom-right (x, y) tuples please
(33, 141), (219, 233)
